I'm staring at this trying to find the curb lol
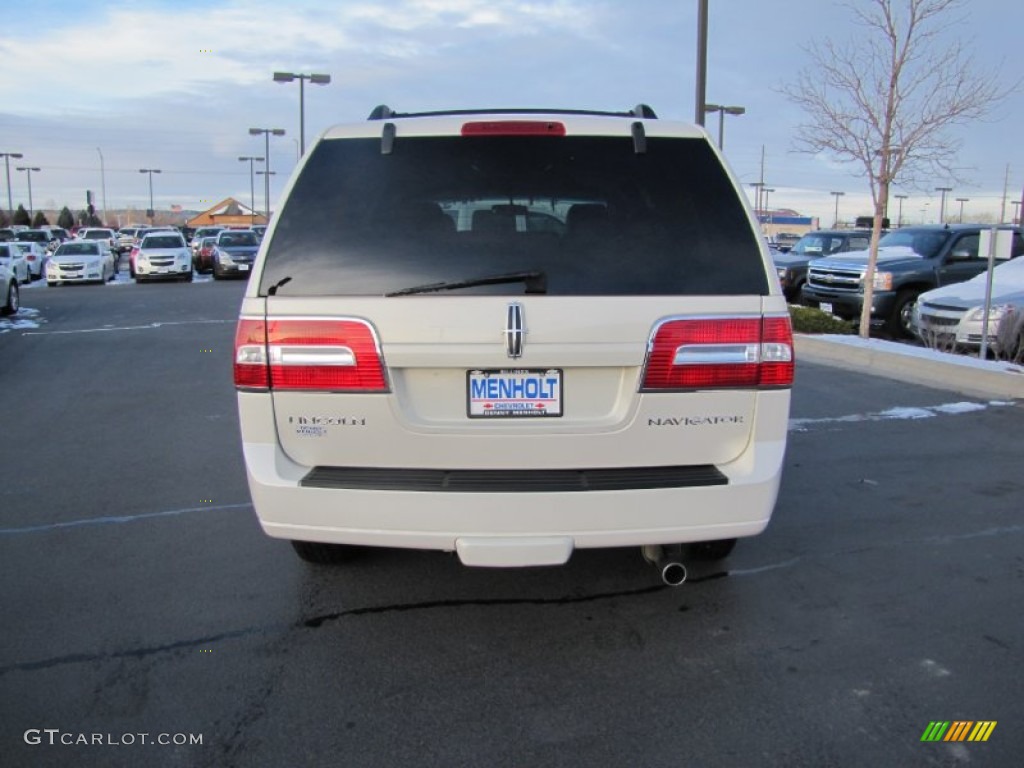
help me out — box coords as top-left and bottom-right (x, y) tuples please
(795, 334), (1024, 400)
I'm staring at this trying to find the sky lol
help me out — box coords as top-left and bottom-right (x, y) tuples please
(1, 0), (1022, 228)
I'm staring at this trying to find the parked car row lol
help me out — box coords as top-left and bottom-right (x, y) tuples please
(1, 224), (264, 308)
(775, 224), (1024, 343)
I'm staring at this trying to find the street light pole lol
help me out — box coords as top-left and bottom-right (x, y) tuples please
(695, 0), (708, 125)
(97, 148), (108, 227)
(1, 151), (23, 221)
(239, 156), (264, 225)
(894, 194), (908, 228)
(249, 128), (285, 221)
(763, 188), (775, 231)
(955, 197), (969, 223)
(749, 182), (765, 224)
(704, 104), (745, 149)
(16, 166), (41, 219)
(256, 171), (277, 220)
(830, 191), (845, 228)
(139, 168), (161, 223)
(273, 72), (331, 157)
(935, 186), (953, 224)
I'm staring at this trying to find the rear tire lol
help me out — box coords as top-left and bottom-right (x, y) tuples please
(291, 540), (363, 564)
(1, 280), (18, 316)
(686, 538), (737, 561)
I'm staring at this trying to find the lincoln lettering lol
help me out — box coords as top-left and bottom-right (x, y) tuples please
(472, 377), (558, 400)
(288, 416), (366, 426)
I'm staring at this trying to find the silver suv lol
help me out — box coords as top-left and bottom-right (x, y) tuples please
(234, 105), (794, 583)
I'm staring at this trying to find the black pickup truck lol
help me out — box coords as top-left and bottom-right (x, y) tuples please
(801, 224), (1024, 337)
(773, 228), (873, 304)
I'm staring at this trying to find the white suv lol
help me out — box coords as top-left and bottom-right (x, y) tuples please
(234, 106), (793, 582)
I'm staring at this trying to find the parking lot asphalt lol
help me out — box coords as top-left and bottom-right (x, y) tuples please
(1, 281), (1021, 767)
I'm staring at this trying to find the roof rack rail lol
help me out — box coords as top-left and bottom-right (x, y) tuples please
(367, 104), (658, 121)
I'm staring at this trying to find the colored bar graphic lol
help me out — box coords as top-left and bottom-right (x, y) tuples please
(968, 722), (997, 742)
(921, 720), (996, 742)
(945, 721), (973, 741)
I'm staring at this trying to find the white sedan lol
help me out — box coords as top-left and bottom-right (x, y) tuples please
(135, 232), (193, 282)
(8, 240), (48, 280)
(46, 241), (116, 285)
(0, 243), (31, 284)
(913, 255), (1024, 352)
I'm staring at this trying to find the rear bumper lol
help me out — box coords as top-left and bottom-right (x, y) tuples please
(239, 394), (789, 567)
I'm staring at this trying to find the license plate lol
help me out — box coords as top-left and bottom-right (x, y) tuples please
(820, 302), (833, 314)
(467, 369), (562, 418)
(238, 264), (250, 271)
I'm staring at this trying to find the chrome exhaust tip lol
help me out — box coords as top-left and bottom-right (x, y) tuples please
(658, 559), (688, 586)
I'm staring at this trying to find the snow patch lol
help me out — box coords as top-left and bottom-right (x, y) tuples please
(0, 306), (44, 334)
(789, 400), (1002, 431)
(920, 659), (951, 678)
(931, 402), (988, 415)
(876, 407), (934, 420)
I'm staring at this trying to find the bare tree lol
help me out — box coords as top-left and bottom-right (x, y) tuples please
(782, 0), (1015, 338)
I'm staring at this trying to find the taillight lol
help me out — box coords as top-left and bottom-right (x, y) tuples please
(233, 317), (388, 392)
(758, 316), (796, 388)
(234, 318), (269, 389)
(641, 315), (794, 391)
(461, 120), (566, 137)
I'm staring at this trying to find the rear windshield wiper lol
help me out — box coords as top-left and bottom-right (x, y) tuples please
(385, 270), (547, 297)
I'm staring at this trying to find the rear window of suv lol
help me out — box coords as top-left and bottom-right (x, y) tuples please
(259, 134), (768, 297)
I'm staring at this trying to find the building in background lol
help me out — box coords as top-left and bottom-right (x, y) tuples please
(186, 198), (267, 229)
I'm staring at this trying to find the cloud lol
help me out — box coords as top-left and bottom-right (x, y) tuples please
(0, 0), (603, 115)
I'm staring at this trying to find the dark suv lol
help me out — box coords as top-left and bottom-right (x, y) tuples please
(802, 224), (1024, 336)
(773, 229), (873, 303)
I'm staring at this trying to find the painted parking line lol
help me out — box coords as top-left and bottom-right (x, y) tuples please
(0, 502), (252, 536)
(23, 318), (234, 336)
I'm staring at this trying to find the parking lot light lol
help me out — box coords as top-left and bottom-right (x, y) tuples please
(16, 166), (41, 219)
(703, 104), (745, 149)
(935, 186), (953, 224)
(255, 170), (276, 222)
(239, 156), (264, 226)
(830, 191), (846, 228)
(273, 71), (331, 157)
(139, 168), (161, 223)
(1, 151), (23, 220)
(249, 128), (286, 221)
